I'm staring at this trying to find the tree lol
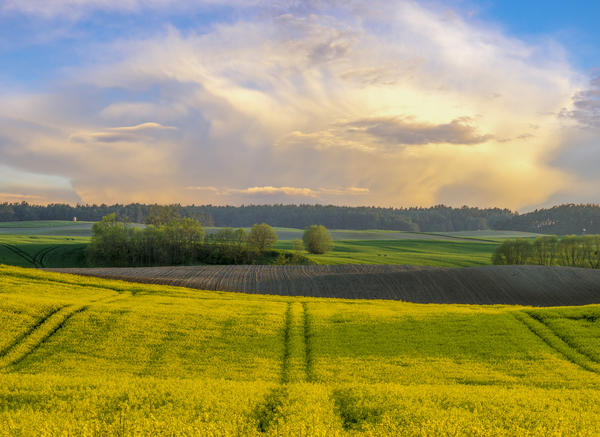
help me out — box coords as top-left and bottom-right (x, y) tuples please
(291, 239), (304, 252)
(248, 223), (278, 251)
(491, 238), (532, 265)
(145, 204), (182, 226)
(303, 225), (333, 254)
(86, 213), (134, 266)
(532, 235), (558, 266)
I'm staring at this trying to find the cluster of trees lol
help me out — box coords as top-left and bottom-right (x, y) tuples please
(87, 213), (311, 267)
(492, 235), (600, 269)
(3, 201), (600, 235)
(0, 202), (213, 225)
(493, 204), (600, 234)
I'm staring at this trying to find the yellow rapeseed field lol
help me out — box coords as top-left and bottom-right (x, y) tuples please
(1, 265), (600, 436)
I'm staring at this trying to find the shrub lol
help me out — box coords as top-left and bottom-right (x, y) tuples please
(303, 225), (333, 254)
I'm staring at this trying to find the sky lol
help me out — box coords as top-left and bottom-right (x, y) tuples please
(0, 1), (598, 211)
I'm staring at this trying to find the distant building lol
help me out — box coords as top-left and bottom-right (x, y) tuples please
(73, 217), (77, 222)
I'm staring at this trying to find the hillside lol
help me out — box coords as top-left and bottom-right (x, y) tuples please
(1, 265), (600, 434)
(49, 264), (600, 306)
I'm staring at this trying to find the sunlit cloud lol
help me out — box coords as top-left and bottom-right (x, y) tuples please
(0, 0), (593, 208)
(186, 185), (370, 200)
(69, 122), (177, 143)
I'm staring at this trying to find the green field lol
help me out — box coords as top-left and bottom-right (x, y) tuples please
(1, 265), (600, 435)
(0, 221), (540, 268)
(1, 221), (539, 240)
(0, 221), (95, 237)
(0, 235), (88, 268)
(0, 235), (496, 268)
(277, 239), (497, 267)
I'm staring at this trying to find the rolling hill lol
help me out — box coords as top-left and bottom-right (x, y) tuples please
(1, 265), (600, 435)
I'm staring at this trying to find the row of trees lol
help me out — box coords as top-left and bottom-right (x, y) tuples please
(492, 235), (600, 269)
(86, 212), (334, 267)
(5, 201), (598, 234)
(0, 202), (512, 231)
(86, 214), (294, 266)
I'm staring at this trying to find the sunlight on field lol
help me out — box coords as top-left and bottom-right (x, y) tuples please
(1, 265), (600, 435)
(281, 240), (498, 267)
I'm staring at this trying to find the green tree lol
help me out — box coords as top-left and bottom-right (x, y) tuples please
(303, 225), (333, 254)
(86, 213), (134, 266)
(532, 236), (558, 266)
(491, 238), (532, 265)
(291, 239), (304, 252)
(583, 235), (600, 269)
(145, 204), (182, 226)
(248, 223), (278, 251)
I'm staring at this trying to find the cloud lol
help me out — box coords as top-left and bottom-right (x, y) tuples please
(0, 165), (81, 204)
(109, 122), (176, 132)
(343, 116), (493, 146)
(560, 76), (600, 128)
(0, 1), (589, 208)
(0, 192), (43, 200)
(0, 0), (318, 19)
(185, 185), (370, 203)
(69, 122), (177, 143)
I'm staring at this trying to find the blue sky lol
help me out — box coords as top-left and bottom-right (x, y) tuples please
(3, 1), (596, 86)
(474, 0), (600, 70)
(0, 1), (598, 209)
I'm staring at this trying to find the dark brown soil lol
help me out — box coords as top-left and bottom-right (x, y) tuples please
(46, 265), (600, 306)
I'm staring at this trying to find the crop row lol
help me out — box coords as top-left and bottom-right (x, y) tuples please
(51, 264), (600, 306)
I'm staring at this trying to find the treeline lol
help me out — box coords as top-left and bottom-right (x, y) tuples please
(493, 204), (600, 234)
(2, 201), (600, 234)
(492, 235), (600, 269)
(87, 214), (311, 267)
(189, 204), (513, 232)
(0, 202), (214, 226)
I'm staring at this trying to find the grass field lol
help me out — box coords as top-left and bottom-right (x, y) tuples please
(0, 235), (88, 268)
(0, 221), (95, 237)
(0, 221), (539, 268)
(1, 221), (539, 240)
(0, 233), (498, 268)
(1, 265), (600, 435)
(277, 239), (497, 266)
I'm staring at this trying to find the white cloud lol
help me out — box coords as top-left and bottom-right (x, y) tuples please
(185, 185), (370, 202)
(0, 1), (590, 207)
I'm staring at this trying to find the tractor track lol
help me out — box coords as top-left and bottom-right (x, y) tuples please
(0, 294), (126, 369)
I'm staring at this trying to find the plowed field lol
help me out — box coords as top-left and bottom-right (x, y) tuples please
(49, 264), (600, 306)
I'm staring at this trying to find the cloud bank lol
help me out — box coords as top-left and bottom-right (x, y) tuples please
(0, 0), (594, 209)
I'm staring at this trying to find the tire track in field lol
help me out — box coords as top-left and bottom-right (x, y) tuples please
(0, 294), (126, 369)
(302, 302), (315, 382)
(39, 246), (62, 267)
(512, 311), (600, 375)
(253, 301), (304, 434)
(0, 306), (66, 359)
(281, 302), (293, 384)
(31, 246), (52, 267)
(526, 311), (600, 365)
(1, 244), (36, 266)
(33, 245), (61, 268)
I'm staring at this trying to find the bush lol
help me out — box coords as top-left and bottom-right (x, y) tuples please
(248, 223), (278, 252)
(302, 225), (333, 254)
